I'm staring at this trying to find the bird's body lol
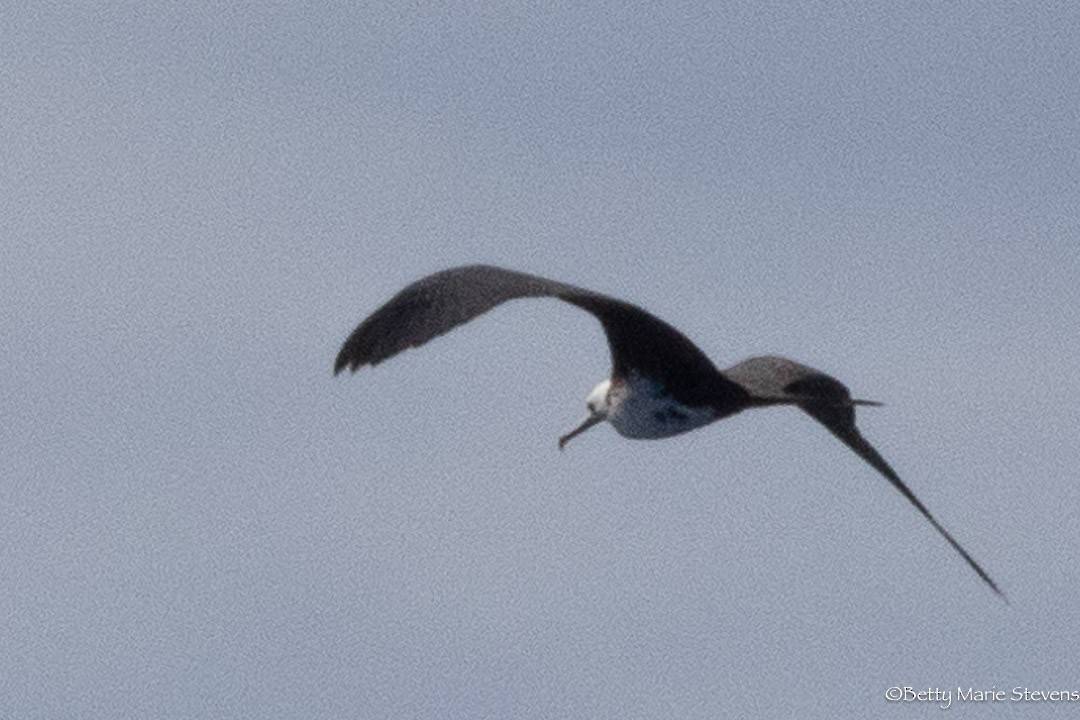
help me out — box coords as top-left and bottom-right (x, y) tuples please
(599, 373), (722, 440)
(336, 265), (1004, 599)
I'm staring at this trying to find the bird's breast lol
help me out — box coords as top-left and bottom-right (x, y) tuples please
(607, 373), (718, 439)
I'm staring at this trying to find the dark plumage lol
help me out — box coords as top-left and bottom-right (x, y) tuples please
(335, 265), (748, 414)
(336, 265), (1004, 599)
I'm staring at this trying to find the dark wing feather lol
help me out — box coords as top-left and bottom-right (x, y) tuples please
(801, 403), (1005, 599)
(561, 293), (747, 410)
(725, 356), (1005, 599)
(335, 265), (746, 408)
(335, 266), (566, 372)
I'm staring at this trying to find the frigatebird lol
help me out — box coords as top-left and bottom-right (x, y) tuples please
(335, 265), (1004, 599)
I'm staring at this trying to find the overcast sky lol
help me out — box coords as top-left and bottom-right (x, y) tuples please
(3, 2), (1079, 717)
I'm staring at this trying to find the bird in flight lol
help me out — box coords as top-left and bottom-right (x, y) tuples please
(335, 265), (1004, 599)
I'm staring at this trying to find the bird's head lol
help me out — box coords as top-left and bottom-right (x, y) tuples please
(558, 379), (612, 450)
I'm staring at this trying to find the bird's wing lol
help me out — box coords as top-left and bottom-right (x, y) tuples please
(335, 266), (561, 372)
(726, 356), (1004, 599)
(803, 403), (1005, 599)
(335, 265), (745, 407)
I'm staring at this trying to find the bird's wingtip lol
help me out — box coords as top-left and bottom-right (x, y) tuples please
(983, 575), (1009, 604)
(332, 355), (353, 376)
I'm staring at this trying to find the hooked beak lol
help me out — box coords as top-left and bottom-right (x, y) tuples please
(558, 413), (604, 450)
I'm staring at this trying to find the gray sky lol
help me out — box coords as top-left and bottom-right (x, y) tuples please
(3, 1), (1079, 717)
